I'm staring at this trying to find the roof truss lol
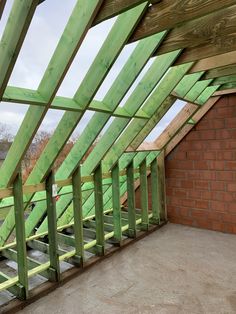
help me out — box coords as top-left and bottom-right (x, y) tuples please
(0, 0), (235, 298)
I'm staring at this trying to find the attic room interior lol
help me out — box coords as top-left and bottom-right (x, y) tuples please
(0, 0), (236, 313)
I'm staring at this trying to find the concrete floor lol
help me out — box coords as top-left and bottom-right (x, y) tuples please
(20, 223), (236, 314)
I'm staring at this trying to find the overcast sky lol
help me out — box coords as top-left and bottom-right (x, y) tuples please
(0, 0), (185, 141)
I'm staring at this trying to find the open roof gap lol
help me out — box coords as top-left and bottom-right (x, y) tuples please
(56, 17), (117, 98)
(145, 99), (186, 142)
(0, 0), (13, 38)
(118, 58), (154, 108)
(94, 42), (137, 100)
(7, 0), (77, 89)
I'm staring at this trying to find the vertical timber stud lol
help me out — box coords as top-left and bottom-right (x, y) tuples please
(111, 163), (122, 244)
(157, 151), (167, 222)
(139, 159), (149, 231)
(150, 158), (160, 224)
(94, 163), (105, 256)
(126, 161), (136, 238)
(13, 168), (28, 300)
(45, 170), (60, 281)
(72, 164), (84, 266)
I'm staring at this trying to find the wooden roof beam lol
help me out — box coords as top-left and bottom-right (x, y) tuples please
(214, 88), (236, 96)
(165, 97), (220, 155)
(201, 64), (236, 80)
(189, 51), (236, 74)
(130, 0), (236, 42)
(0, 0), (39, 99)
(158, 5), (236, 64)
(94, 0), (161, 25)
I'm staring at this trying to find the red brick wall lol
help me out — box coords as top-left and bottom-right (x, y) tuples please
(165, 95), (236, 234)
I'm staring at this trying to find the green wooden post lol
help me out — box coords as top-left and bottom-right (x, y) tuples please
(126, 161), (136, 237)
(139, 159), (149, 231)
(111, 163), (122, 243)
(45, 170), (60, 281)
(72, 165), (84, 266)
(150, 158), (160, 224)
(157, 151), (167, 222)
(94, 163), (105, 255)
(13, 169), (28, 300)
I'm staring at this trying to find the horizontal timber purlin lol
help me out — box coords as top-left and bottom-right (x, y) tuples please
(202, 64), (236, 80)
(188, 51), (236, 74)
(2, 87), (149, 119)
(214, 88), (236, 96)
(0, 168), (142, 200)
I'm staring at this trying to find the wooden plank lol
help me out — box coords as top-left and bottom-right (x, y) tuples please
(0, 272), (22, 298)
(45, 171), (60, 282)
(126, 161), (136, 237)
(150, 158), (159, 223)
(94, 0), (161, 25)
(131, 72), (207, 149)
(214, 88), (236, 96)
(184, 80), (212, 102)
(94, 164), (105, 255)
(129, 95), (177, 151)
(157, 5), (236, 58)
(211, 75), (236, 86)
(165, 97), (220, 155)
(218, 82), (236, 91)
(195, 85), (220, 105)
(189, 51), (236, 73)
(111, 164), (122, 242)
(72, 165), (84, 266)
(139, 159), (149, 230)
(130, 0), (236, 42)
(13, 170), (28, 299)
(157, 151), (167, 221)
(154, 103), (198, 149)
(202, 64), (236, 80)
(0, 0), (38, 99)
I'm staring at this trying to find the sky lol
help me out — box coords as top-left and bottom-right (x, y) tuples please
(0, 0), (185, 142)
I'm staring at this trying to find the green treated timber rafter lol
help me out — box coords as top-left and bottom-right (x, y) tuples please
(50, 61), (193, 227)
(35, 49), (181, 233)
(22, 4), (153, 238)
(0, 0), (105, 246)
(97, 82), (220, 212)
(0, 0), (104, 188)
(0, 0), (39, 99)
